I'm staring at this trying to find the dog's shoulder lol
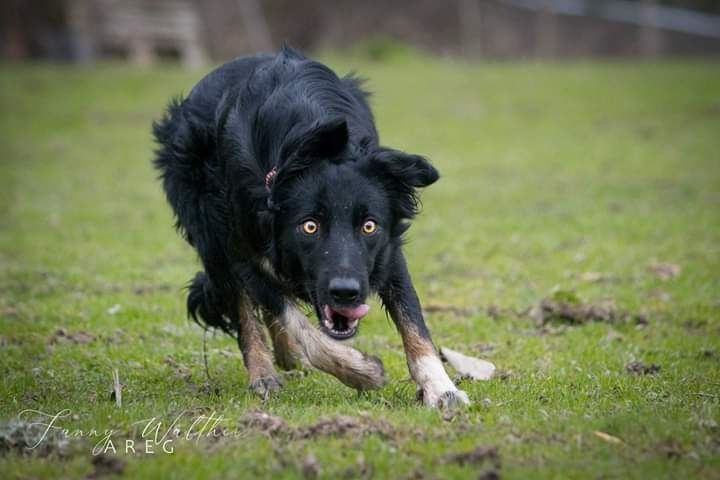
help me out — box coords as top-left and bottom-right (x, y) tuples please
(184, 53), (276, 124)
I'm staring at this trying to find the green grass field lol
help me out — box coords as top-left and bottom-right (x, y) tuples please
(1, 54), (719, 479)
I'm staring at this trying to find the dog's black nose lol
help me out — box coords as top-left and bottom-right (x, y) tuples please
(329, 277), (360, 303)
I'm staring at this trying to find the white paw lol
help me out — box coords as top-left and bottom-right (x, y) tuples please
(411, 354), (470, 408)
(436, 389), (470, 409)
(420, 388), (471, 409)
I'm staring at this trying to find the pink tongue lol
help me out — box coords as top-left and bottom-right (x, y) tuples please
(334, 304), (370, 320)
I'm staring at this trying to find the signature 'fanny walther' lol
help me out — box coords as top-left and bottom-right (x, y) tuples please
(152, 45), (468, 408)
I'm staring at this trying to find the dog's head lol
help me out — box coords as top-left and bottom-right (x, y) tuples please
(267, 118), (438, 339)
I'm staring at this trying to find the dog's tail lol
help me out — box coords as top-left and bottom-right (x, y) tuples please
(186, 272), (237, 336)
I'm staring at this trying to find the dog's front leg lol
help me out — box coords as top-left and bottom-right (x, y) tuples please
(265, 316), (301, 371)
(280, 303), (386, 390)
(237, 295), (283, 400)
(381, 255), (469, 408)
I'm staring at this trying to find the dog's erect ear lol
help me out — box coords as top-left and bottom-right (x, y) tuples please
(280, 117), (348, 167)
(374, 148), (439, 189)
(367, 148), (439, 230)
(292, 117), (349, 160)
(272, 118), (349, 193)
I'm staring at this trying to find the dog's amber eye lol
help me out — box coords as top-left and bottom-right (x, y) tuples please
(361, 219), (377, 235)
(301, 220), (319, 235)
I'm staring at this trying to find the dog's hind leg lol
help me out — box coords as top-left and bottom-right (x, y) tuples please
(237, 296), (282, 399)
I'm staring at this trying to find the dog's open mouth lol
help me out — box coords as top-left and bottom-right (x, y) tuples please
(321, 304), (370, 340)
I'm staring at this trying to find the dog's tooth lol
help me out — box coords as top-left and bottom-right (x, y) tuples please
(348, 319), (359, 329)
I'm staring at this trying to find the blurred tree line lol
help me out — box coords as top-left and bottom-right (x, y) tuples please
(654, 0), (719, 13)
(1, 0), (718, 64)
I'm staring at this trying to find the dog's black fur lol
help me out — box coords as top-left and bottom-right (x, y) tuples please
(153, 46), (457, 401)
